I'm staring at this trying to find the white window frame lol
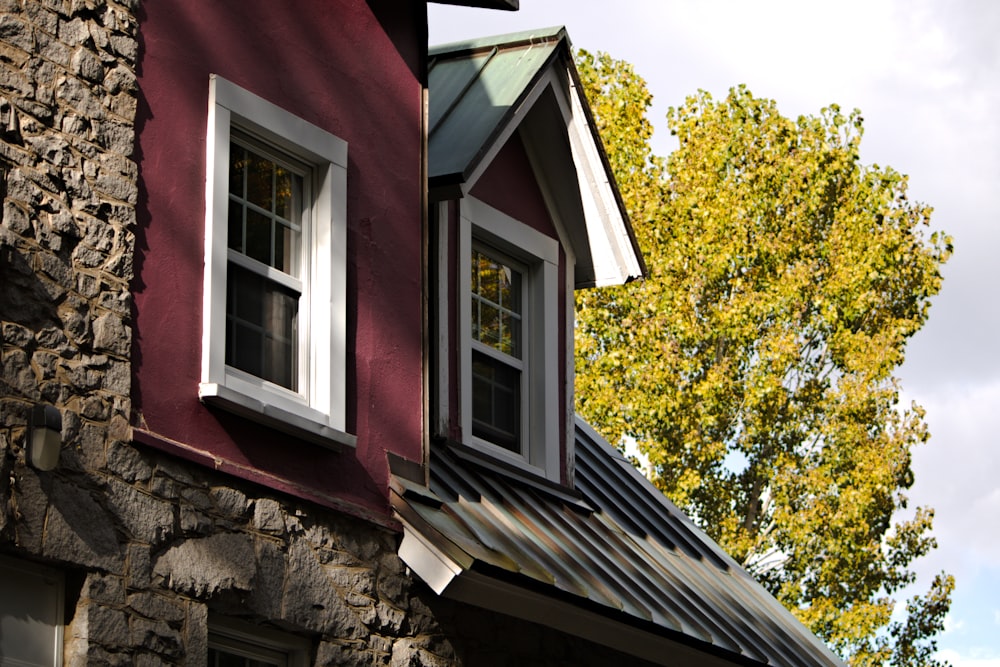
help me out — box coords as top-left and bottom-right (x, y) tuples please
(200, 75), (354, 449)
(208, 617), (310, 667)
(459, 197), (560, 480)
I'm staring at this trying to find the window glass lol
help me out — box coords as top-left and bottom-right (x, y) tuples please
(0, 557), (63, 667)
(225, 139), (303, 391)
(207, 617), (310, 667)
(470, 248), (524, 452)
(470, 249), (521, 358)
(228, 140), (301, 275)
(209, 646), (285, 667)
(225, 264), (299, 391)
(472, 349), (521, 452)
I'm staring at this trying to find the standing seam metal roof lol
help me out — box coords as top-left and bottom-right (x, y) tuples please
(392, 419), (846, 667)
(428, 27), (567, 185)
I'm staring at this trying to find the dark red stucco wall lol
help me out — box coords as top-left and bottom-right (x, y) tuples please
(460, 132), (570, 480)
(132, 0), (426, 520)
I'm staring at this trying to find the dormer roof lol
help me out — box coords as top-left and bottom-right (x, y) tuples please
(428, 27), (646, 287)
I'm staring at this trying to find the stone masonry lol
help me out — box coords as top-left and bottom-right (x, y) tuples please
(0, 0), (139, 556)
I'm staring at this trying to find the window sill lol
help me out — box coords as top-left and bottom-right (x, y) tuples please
(199, 382), (356, 451)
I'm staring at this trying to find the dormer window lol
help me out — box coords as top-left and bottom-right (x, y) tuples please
(458, 197), (560, 480)
(428, 30), (644, 488)
(470, 247), (525, 452)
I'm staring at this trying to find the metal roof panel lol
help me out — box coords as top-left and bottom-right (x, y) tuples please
(428, 36), (561, 180)
(392, 420), (846, 666)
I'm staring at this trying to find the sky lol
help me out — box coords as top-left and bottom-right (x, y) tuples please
(429, 1), (1000, 664)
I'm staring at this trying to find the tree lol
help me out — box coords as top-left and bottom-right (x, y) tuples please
(574, 50), (954, 666)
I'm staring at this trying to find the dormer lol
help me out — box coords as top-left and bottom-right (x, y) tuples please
(427, 28), (645, 485)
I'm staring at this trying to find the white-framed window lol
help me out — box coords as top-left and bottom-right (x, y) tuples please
(459, 197), (560, 480)
(199, 75), (354, 449)
(208, 618), (309, 667)
(0, 556), (64, 667)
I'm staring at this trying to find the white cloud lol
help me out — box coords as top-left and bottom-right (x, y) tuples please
(936, 649), (1000, 667)
(943, 614), (966, 634)
(902, 380), (1000, 582)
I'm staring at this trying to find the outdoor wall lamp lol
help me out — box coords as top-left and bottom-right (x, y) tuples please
(28, 405), (62, 471)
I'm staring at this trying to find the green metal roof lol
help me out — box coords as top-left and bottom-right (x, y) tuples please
(428, 28), (646, 285)
(428, 27), (567, 186)
(394, 420), (847, 667)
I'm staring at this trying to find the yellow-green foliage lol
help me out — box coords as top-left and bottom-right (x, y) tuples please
(575, 50), (954, 666)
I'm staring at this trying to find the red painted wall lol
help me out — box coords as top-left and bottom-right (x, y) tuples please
(132, 0), (426, 520)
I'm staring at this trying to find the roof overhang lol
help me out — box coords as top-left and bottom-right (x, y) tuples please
(397, 517), (751, 667)
(391, 428), (847, 667)
(428, 28), (645, 288)
(429, 0), (518, 10)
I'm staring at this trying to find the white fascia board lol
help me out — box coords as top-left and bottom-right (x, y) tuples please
(468, 62), (642, 288)
(398, 522), (466, 595)
(562, 66), (644, 287)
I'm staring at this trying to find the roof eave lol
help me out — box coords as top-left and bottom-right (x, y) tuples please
(563, 54), (647, 282)
(429, 0), (519, 10)
(395, 516), (757, 667)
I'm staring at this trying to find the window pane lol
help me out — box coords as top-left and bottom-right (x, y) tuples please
(245, 151), (273, 211)
(229, 144), (245, 195)
(231, 321), (264, 378)
(232, 269), (264, 326)
(228, 140), (302, 276)
(264, 288), (297, 390)
(472, 350), (520, 453)
(226, 264), (299, 391)
(274, 222), (297, 275)
(245, 209), (272, 266)
(504, 266), (521, 313)
(500, 311), (520, 357)
(479, 301), (500, 348)
(228, 200), (244, 253)
(477, 252), (500, 305)
(471, 249), (522, 359)
(274, 166), (294, 221)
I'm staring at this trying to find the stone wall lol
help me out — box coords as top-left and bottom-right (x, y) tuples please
(40, 450), (459, 666)
(0, 0), (138, 530)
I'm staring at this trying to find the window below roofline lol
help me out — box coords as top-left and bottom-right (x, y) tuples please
(0, 555), (64, 667)
(208, 616), (310, 667)
(200, 75), (353, 450)
(457, 197), (561, 481)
